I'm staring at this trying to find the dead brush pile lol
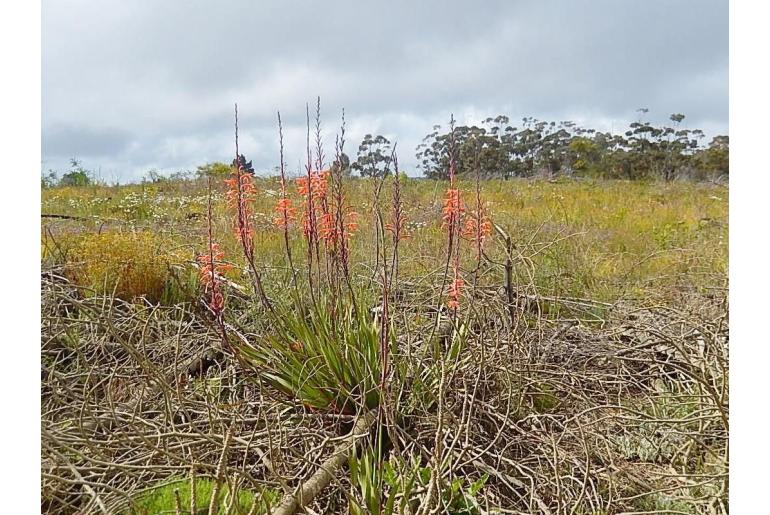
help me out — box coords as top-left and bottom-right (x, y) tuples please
(41, 265), (727, 514)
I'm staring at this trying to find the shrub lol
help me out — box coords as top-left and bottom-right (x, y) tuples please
(59, 169), (91, 187)
(196, 161), (233, 178)
(64, 230), (193, 304)
(57, 158), (94, 187)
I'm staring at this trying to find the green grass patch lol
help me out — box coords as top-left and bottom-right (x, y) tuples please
(126, 477), (279, 515)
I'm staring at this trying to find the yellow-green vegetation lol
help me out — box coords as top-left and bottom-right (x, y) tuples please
(41, 177), (727, 306)
(473, 178), (727, 301)
(125, 477), (279, 514)
(48, 229), (194, 304)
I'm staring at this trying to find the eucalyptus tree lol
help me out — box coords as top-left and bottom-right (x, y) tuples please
(352, 134), (392, 178)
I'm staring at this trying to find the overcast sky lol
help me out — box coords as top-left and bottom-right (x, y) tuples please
(42, 0), (728, 182)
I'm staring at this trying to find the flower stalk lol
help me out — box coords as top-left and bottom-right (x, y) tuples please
(226, 103), (272, 312)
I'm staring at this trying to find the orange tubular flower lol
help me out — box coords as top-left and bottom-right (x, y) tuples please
(462, 212), (493, 245)
(385, 218), (410, 242)
(296, 170), (335, 242)
(197, 243), (232, 314)
(296, 176), (309, 197)
(318, 211), (335, 244)
(297, 170), (329, 200)
(197, 243), (231, 284)
(273, 197), (296, 229)
(312, 170), (330, 200)
(317, 210), (358, 246)
(226, 167), (257, 254)
(442, 188), (465, 226)
(447, 277), (464, 310)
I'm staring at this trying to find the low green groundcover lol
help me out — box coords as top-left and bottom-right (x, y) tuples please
(126, 477), (279, 514)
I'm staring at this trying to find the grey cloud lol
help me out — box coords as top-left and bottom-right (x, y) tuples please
(42, 0), (727, 180)
(43, 125), (133, 158)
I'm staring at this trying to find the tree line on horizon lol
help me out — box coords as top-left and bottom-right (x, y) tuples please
(363, 110), (728, 182)
(42, 110), (728, 187)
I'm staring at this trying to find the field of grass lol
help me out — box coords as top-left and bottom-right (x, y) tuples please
(42, 177), (727, 305)
(41, 176), (728, 514)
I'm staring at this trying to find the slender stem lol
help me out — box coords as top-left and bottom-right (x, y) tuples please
(277, 110), (298, 291)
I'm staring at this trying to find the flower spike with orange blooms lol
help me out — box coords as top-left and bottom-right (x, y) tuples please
(318, 202), (358, 245)
(462, 211), (493, 246)
(446, 277), (464, 310)
(225, 160), (257, 256)
(197, 242), (233, 314)
(226, 103), (272, 311)
(442, 114), (465, 312)
(273, 197), (296, 229)
(296, 170), (331, 239)
(442, 188), (465, 227)
(200, 174), (233, 320)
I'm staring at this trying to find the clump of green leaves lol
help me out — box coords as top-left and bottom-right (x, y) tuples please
(349, 449), (488, 515)
(237, 295), (389, 412)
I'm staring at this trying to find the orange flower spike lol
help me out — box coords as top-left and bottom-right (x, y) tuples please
(273, 197), (296, 229)
(224, 178), (240, 207)
(442, 188), (465, 225)
(274, 167), (295, 228)
(239, 174), (256, 194)
(317, 212), (332, 243)
(479, 217), (493, 243)
(310, 171), (329, 200)
(462, 212), (492, 244)
(461, 218), (474, 238)
(296, 177), (310, 197)
(346, 211), (359, 234)
(447, 277), (464, 310)
(197, 243), (222, 280)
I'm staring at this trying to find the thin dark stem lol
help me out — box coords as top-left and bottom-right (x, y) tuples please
(206, 176), (229, 352)
(234, 103), (273, 313)
(277, 110), (298, 292)
(305, 103), (318, 305)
